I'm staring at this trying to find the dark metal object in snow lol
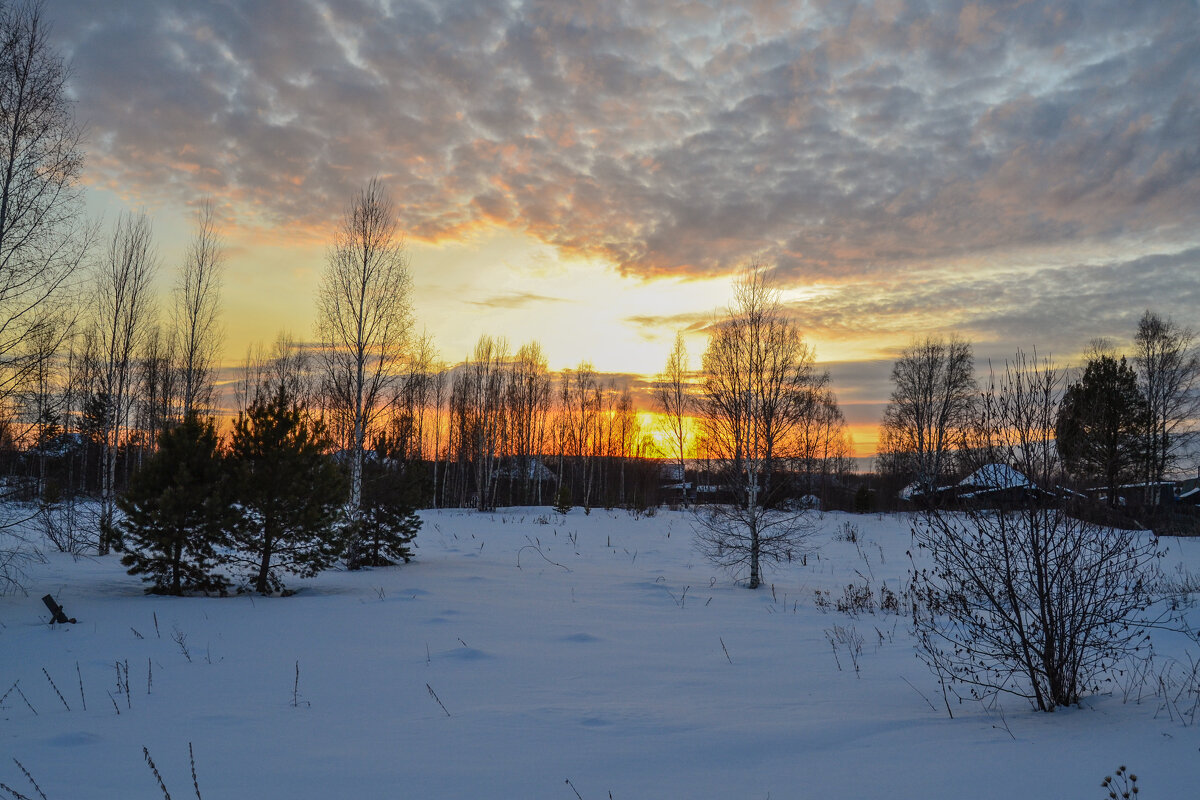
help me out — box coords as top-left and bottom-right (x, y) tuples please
(41, 594), (75, 624)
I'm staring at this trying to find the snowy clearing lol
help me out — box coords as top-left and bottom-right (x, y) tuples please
(3, 509), (1199, 798)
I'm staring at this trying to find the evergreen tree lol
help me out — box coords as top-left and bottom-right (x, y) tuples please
(1055, 355), (1147, 504)
(344, 449), (421, 569)
(226, 387), (346, 594)
(119, 417), (232, 595)
(553, 484), (573, 515)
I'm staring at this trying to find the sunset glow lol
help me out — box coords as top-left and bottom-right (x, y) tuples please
(50, 1), (1200, 457)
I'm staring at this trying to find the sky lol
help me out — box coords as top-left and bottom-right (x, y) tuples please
(45, 0), (1200, 454)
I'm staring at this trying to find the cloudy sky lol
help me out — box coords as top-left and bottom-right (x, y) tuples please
(48, 0), (1200, 451)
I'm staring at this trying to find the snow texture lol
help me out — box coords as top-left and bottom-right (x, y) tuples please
(2, 509), (1199, 798)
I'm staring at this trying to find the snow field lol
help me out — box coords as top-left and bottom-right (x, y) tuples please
(2, 509), (1199, 798)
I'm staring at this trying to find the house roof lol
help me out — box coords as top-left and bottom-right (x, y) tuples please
(959, 464), (1034, 490)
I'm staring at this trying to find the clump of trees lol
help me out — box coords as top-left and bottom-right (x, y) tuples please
(879, 313), (1199, 519)
(1055, 351), (1146, 506)
(1050, 315), (1199, 514)
(118, 391), (350, 596)
(119, 338), (435, 595)
(434, 336), (653, 513)
(911, 351), (1175, 712)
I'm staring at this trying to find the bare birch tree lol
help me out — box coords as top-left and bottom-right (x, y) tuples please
(1132, 311), (1199, 493)
(507, 340), (552, 504)
(792, 379), (852, 505)
(614, 385), (639, 506)
(655, 331), (692, 506)
(0, 0), (91, 419)
(234, 332), (315, 415)
(174, 199), (224, 420)
(694, 266), (821, 589)
(14, 313), (69, 496)
(389, 331), (437, 464)
(568, 362), (598, 507)
(135, 323), (177, 466)
(317, 178), (413, 519)
(877, 336), (975, 502)
(429, 361), (448, 508)
(450, 335), (508, 510)
(92, 212), (157, 554)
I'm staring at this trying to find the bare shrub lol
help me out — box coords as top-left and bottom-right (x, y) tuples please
(1099, 766), (1138, 800)
(0, 525), (44, 595)
(694, 506), (818, 588)
(912, 352), (1178, 712)
(37, 497), (90, 554)
(825, 624), (864, 676)
(812, 588), (831, 612)
(834, 521), (859, 542)
(836, 581), (875, 616)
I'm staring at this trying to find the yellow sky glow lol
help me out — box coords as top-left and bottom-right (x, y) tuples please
(85, 188), (917, 461)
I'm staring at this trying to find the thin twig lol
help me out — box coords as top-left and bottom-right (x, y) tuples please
(189, 742), (202, 800)
(41, 668), (70, 711)
(719, 637), (733, 665)
(939, 675), (954, 720)
(565, 778), (584, 799)
(991, 701), (1016, 741)
(900, 675), (937, 714)
(15, 684), (37, 716)
(143, 747), (173, 800)
(516, 544), (571, 572)
(0, 782), (35, 800)
(12, 759), (47, 800)
(426, 683), (451, 717)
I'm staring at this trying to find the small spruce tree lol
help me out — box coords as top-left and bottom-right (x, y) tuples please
(553, 484), (573, 515)
(119, 417), (233, 595)
(226, 387), (346, 594)
(344, 452), (421, 569)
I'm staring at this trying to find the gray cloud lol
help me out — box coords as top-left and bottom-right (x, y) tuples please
(465, 292), (570, 310)
(785, 247), (1200, 364)
(624, 311), (712, 334)
(49, 1), (1200, 316)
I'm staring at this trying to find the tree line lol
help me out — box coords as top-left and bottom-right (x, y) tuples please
(876, 316), (1199, 514)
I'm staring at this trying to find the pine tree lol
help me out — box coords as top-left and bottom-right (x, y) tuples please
(553, 484), (573, 515)
(119, 417), (232, 595)
(226, 387), (346, 594)
(1056, 355), (1147, 504)
(344, 451), (421, 569)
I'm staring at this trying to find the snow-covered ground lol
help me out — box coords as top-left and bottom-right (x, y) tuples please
(3, 509), (1199, 798)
